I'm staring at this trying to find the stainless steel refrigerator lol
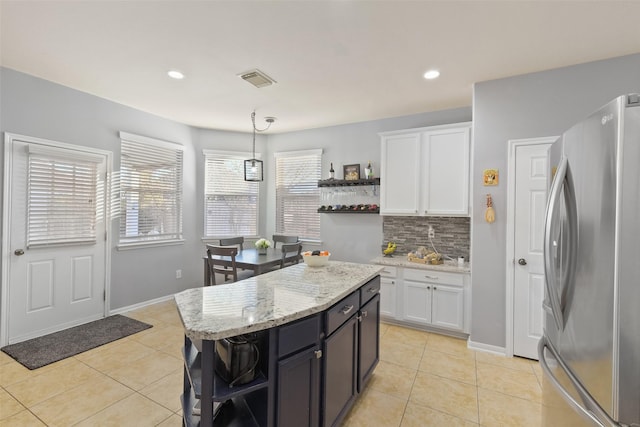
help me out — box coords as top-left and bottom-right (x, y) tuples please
(539, 94), (640, 426)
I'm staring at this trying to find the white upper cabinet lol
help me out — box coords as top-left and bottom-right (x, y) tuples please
(379, 132), (422, 215)
(379, 122), (471, 216)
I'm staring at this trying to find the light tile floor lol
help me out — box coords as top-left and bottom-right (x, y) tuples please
(0, 300), (545, 426)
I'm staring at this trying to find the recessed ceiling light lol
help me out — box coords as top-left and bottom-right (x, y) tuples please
(423, 70), (440, 80)
(167, 70), (184, 80)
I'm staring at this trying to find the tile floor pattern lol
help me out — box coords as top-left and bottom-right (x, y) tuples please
(0, 300), (546, 426)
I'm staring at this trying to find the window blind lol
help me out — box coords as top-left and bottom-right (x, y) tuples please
(204, 150), (259, 237)
(119, 132), (183, 244)
(275, 150), (322, 240)
(27, 153), (100, 248)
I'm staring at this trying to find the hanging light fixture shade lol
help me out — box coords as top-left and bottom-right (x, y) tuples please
(244, 157), (263, 181)
(244, 111), (275, 182)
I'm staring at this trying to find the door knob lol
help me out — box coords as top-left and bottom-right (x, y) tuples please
(14, 249), (25, 256)
(518, 258), (527, 265)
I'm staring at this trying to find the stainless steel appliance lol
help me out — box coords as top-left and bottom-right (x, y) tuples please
(539, 94), (640, 426)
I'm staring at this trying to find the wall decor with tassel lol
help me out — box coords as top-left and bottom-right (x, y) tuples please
(485, 194), (496, 223)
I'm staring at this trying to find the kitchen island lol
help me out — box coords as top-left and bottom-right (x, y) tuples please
(175, 261), (383, 427)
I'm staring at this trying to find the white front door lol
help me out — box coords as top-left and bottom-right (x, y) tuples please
(512, 142), (551, 359)
(2, 134), (110, 345)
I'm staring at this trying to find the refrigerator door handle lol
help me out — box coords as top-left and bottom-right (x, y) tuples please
(544, 157), (568, 331)
(543, 156), (578, 331)
(538, 336), (622, 427)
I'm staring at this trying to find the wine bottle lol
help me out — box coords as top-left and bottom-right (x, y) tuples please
(365, 161), (373, 179)
(329, 162), (335, 179)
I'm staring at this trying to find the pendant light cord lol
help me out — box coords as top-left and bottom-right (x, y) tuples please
(250, 111), (275, 159)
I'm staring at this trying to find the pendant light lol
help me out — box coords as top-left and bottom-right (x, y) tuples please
(244, 111), (276, 181)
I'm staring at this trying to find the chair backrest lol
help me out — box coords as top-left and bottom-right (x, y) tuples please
(280, 242), (303, 268)
(272, 234), (298, 248)
(219, 236), (244, 251)
(206, 244), (239, 285)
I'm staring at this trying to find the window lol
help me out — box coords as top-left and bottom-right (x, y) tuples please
(275, 149), (322, 240)
(27, 145), (104, 248)
(204, 150), (260, 237)
(119, 132), (184, 246)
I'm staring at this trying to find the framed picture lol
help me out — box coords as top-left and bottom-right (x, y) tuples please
(343, 164), (360, 180)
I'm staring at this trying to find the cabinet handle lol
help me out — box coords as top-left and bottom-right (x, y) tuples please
(391, 280), (395, 285)
(361, 310), (368, 317)
(424, 275), (439, 280)
(314, 350), (322, 359)
(427, 286), (431, 290)
(341, 305), (354, 315)
(434, 286), (437, 290)
(367, 287), (377, 293)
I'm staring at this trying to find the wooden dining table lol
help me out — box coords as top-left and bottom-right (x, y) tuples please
(203, 247), (286, 285)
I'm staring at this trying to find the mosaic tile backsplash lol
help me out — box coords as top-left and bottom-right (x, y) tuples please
(382, 216), (470, 261)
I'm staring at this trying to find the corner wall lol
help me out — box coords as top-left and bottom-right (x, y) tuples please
(470, 53), (640, 348)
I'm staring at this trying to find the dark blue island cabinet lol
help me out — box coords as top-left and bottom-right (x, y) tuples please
(321, 278), (381, 427)
(181, 275), (380, 427)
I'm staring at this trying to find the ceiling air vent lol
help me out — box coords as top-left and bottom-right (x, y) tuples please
(238, 69), (277, 88)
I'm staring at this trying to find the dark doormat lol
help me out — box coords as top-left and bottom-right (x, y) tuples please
(1, 314), (152, 370)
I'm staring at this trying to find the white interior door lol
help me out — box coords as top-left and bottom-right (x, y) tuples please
(3, 134), (109, 345)
(513, 143), (550, 359)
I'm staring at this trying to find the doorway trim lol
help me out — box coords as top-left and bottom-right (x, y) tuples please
(505, 136), (556, 357)
(1, 132), (113, 347)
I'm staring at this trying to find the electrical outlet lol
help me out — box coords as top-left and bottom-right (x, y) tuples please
(176, 269), (182, 279)
(428, 225), (435, 239)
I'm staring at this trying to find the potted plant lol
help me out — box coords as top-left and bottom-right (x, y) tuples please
(255, 238), (271, 254)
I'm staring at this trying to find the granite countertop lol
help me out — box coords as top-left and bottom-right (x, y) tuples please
(174, 261), (383, 341)
(372, 256), (471, 274)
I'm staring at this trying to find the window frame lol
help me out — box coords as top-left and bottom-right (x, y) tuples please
(117, 131), (184, 249)
(202, 149), (262, 240)
(274, 149), (323, 242)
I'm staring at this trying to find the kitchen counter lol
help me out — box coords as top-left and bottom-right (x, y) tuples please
(174, 260), (383, 341)
(371, 256), (471, 273)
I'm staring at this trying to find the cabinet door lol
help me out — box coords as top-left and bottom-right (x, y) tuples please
(277, 345), (321, 427)
(358, 294), (380, 391)
(403, 280), (431, 324)
(422, 126), (470, 215)
(431, 284), (464, 331)
(323, 316), (358, 427)
(380, 133), (422, 215)
(380, 277), (397, 318)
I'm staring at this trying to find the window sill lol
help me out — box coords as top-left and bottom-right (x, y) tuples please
(117, 239), (185, 251)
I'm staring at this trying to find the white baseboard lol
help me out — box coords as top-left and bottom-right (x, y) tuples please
(110, 294), (175, 316)
(467, 339), (506, 356)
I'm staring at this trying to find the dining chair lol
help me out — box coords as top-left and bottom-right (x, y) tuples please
(280, 242), (303, 268)
(206, 244), (241, 285)
(219, 236), (244, 251)
(272, 234), (298, 249)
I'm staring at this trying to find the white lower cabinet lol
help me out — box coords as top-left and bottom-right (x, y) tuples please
(379, 267), (397, 318)
(430, 284), (464, 331)
(382, 265), (468, 333)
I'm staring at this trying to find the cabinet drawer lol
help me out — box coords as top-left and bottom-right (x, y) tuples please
(359, 276), (380, 306)
(379, 266), (397, 277)
(326, 291), (360, 336)
(278, 314), (321, 358)
(403, 268), (464, 286)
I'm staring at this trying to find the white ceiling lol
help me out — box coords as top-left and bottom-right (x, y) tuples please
(1, 1), (639, 134)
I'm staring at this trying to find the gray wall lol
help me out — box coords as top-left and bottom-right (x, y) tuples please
(0, 66), (471, 311)
(265, 109), (472, 263)
(470, 53), (640, 348)
(0, 68), (257, 309)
